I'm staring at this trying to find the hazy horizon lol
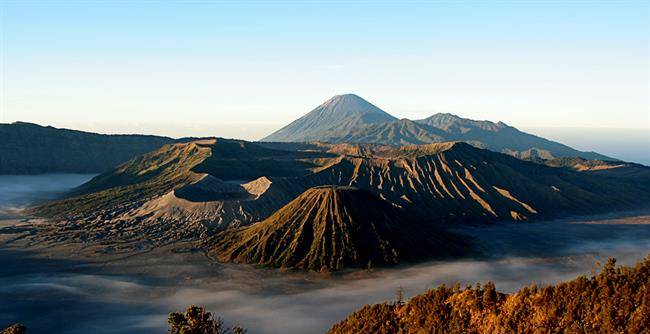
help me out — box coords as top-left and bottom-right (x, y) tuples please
(4, 118), (648, 165)
(1, 1), (648, 133)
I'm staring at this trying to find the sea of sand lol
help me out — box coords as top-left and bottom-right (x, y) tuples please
(0, 174), (649, 334)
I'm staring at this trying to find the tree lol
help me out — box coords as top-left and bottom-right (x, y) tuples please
(328, 255), (650, 334)
(1, 324), (26, 334)
(395, 286), (405, 305)
(168, 306), (246, 334)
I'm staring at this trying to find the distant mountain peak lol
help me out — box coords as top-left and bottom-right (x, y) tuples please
(316, 93), (390, 115)
(323, 93), (363, 103)
(261, 94), (396, 142)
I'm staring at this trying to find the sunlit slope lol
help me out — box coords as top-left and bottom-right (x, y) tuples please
(30, 139), (649, 249)
(271, 142), (648, 224)
(30, 139), (337, 247)
(209, 186), (470, 271)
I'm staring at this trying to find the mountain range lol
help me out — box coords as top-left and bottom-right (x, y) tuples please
(6, 94), (649, 271)
(262, 94), (611, 161)
(0, 95), (629, 176)
(28, 137), (650, 269)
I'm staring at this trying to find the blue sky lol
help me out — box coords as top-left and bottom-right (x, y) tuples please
(1, 0), (648, 140)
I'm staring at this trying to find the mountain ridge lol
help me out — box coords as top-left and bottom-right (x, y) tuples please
(262, 95), (613, 161)
(27, 138), (650, 255)
(0, 122), (174, 174)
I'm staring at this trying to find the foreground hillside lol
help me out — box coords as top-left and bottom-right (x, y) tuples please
(209, 186), (471, 271)
(262, 94), (611, 160)
(29, 138), (649, 254)
(0, 122), (173, 174)
(328, 256), (649, 334)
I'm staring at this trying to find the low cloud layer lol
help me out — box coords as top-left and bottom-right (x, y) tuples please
(1, 236), (648, 334)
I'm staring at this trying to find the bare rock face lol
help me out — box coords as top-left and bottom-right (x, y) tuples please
(208, 186), (469, 271)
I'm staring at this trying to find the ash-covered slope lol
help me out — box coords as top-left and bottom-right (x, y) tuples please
(261, 94), (396, 142)
(29, 139), (338, 249)
(208, 186), (469, 271)
(268, 142), (649, 224)
(27, 139), (649, 253)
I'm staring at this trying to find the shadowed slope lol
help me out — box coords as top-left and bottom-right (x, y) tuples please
(0, 121), (173, 174)
(544, 156), (650, 181)
(209, 186), (469, 271)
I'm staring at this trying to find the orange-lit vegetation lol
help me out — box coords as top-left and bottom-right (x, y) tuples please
(328, 256), (649, 334)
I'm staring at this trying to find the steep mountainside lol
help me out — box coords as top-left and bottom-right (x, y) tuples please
(269, 142), (648, 224)
(27, 139), (649, 253)
(262, 95), (613, 160)
(29, 139), (338, 249)
(208, 186), (470, 271)
(261, 94), (396, 142)
(0, 122), (174, 174)
(328, 256), (649, 333)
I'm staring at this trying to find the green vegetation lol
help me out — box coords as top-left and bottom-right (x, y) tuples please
(168, 306), (246, 334)
(328, 256), (650, 333)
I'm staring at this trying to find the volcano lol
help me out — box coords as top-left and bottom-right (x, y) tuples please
(208, 186), (469, 271)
